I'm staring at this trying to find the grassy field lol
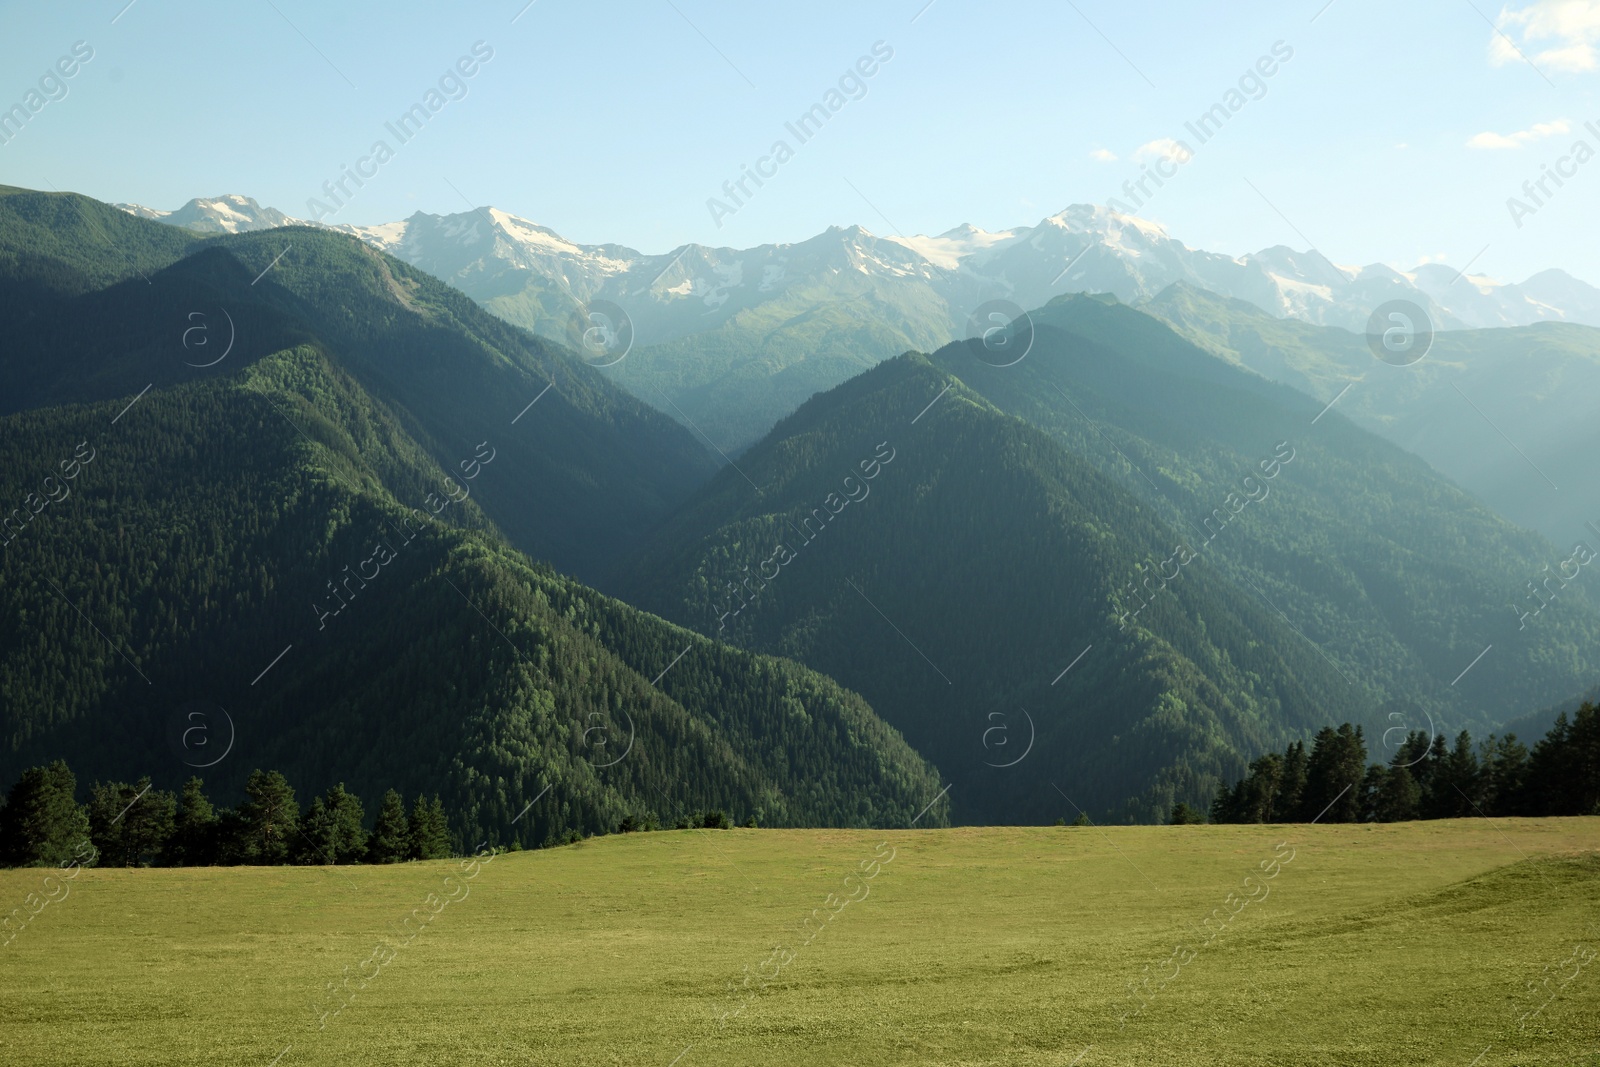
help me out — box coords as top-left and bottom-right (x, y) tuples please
(3, 819), (1598, 1066)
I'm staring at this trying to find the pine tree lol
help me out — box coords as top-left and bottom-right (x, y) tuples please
(1372, 762), (1420, 822)
(0, 761), (92, 867)
(214, 807), (250, 866)
(1169, 802), (1205, 825)
(1425, 732), (1481, 819)
(1524, 706), (1600, 815)
(170, 777), (219, 866)
(1393, 730), (1432, 770)
(368, 789), (410, 863)
(1208, 778), (1238, 824)
(324, 784), (368, 863)
(1210, 752), (1281, 824)
(1177, 711), (1592, 826)
(1414, 734), (1449, 814)
(1574, 705), (1600, 814)
(1279, 741), (1308, 818)
(299, 784), (368, 865)
(294, 798), (331, 866)
(408, 795), (451, 859)
(88, 777), (175, 866)
(1299, 725), (1365, 822)
(1358, 764), (1387, 823)
(1478, 734), (1529, 816)
(128, 781), (175, 865)
(697, 810), (731, 830)
(88, 781), (130, 866)
(1238, 752), (1285, 822)
(236, 769), (298, 865)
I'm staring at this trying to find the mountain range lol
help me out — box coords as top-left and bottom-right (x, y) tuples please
(1147, 283), (1600, 548)
(120, 194), (1600, 335)
(0, 185), (944, 843)
(119, 195), (1600, 456)
(1, 181), (1592, 831)
(616, 294), (1600, 821)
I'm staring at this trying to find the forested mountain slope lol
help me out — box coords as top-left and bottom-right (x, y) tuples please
(0, 185), (717, 581)
(0, 188), (944, 844)
(938, 294), (1600, 733)
(618, 296), (1600, 821)
(618, 354), (1368, 823)
(1144, 281), (1600, 548)
(0, 346), (944, 844)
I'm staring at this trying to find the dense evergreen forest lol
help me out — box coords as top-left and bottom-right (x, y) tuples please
(0, 188), (948, 845)
(620, 353), (1363, 824)
(1208, 704), (1600, 823)
(621, 295), (1600, 822)
(0, 347), (946, 843)
(929, 293), (1600, 733)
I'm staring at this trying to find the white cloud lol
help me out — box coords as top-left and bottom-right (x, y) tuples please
(1089, 148), (1117, 163)
(1466, 118), (1571, 148)
(1468, 131), (1522, 148)
(1132, 138), (1192, 164)
(1492, 0), (1600, 72)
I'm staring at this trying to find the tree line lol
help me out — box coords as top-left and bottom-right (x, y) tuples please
(0, 759), (765, 869)
(1206, 704), (1600, 824)
(11, 705), (1594, 860)
(0, 763), (452, 868)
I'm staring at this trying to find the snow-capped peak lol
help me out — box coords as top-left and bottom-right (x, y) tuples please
(115, 192), (1600, 334)
(1044, 203), (1172, 240)
(114, 194), (302, 234)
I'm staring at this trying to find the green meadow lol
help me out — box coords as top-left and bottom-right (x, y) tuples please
(3, 820), (1598, 1066)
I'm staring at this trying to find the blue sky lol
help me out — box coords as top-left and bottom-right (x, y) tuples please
(2, 0), (1597, 282)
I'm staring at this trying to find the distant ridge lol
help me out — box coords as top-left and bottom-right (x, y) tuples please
(118, 194), (1600, 333)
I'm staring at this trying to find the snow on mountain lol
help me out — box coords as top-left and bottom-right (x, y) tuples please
(116, 195), (1600, 335)
(114, 194), (302, 234)
(114, 203), (169, 220)
(884, 223), (1025, 270)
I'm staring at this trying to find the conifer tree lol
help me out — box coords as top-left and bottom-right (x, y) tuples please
(297, 783), (368, 865)
(1424, 732), (1481, 819)
(0, 761), (92, 867)
(368, 789), (411, 863)
(1525, 706), (1600, 815)
(1169, 802), (1205, 825)
(1478, 734), (1529, 816)
(1279, 741), (1309, 818)
(1299, 725), (1365, 822)
(408, 794), (451, 860)
(88, 777), (175, 867)
(237, 769), (298, 865)
(294, 799), (331, 865)
(1371, 762), (1420, 822)
(324, 783), (368, 863)
(169, 777), (219, 866)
